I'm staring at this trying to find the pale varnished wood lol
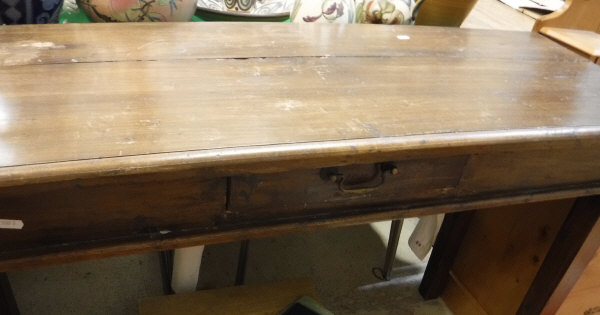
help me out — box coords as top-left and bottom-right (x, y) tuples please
(519, 196), (600, 315)
(442, 200), (572, 314)
(442, 273), (487, 315)
(138, 279), (317, 315)
(555, 249), (600, 315)
(533, 0), (600, 32)
(0, 24), (598, 188)
(416, 0), (479, 27)
(544, 214), (600, 314)
(460, 0), (534, 31)
(540, 27), (600, 62)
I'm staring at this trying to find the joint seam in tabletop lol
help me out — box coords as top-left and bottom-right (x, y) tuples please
(0, 52), (592, 68)
(0, 24), (592, 67)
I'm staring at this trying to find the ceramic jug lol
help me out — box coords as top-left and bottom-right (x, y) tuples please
(291, 0), (424, 25)
(78, 0), (198, 22)
(356, 0), (424, 24)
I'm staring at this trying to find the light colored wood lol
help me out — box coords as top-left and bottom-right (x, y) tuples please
(445, 200), (573, 315)
(540, 27), (600, 61)
(556, 249), (600, 315)
(534, 0), (600, 32)
(542, 216), (600, 314)
(0, 23), (598, 187)
(518, 197), (600, 314)
(442, 272), (486, 315)
(461, 0), (535, 31)
(416, 0), (479, 27)
(138, 279), (317, 315)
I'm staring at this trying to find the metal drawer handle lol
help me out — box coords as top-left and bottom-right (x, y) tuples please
(320, 163), (398, 194)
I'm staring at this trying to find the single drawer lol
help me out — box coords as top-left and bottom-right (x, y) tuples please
(229, 156), (467, 223)
(0, 171), (226, 257)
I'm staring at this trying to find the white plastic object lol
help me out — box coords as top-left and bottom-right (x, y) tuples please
(171, 245), (205, 294)
(408, 214), (444, 260)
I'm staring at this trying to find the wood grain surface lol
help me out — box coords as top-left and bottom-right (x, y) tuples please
(533, 0), (600, 33)
(230, 156), (467, 223)
(549, 218), (600, 315)
(540, 27), (600, 61)
(444, 199), (573, 315)
(518, 196), (600, 315)
(0, 171), (225, 260)
(0, 23), (582, 65)
(0, 23), (599, 187)
(138, 278), (318, 315)
(1, 22), (600, 272)
(2, 182), (599, 271)
(460, 0), (534, 31)
(416, 0), (478, 27)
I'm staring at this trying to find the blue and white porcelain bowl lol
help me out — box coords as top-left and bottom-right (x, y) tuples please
(0, 0), (64, 24)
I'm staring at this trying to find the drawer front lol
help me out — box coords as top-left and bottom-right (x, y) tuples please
(0, 171), (225, 256)
(229, 156), (467, 223)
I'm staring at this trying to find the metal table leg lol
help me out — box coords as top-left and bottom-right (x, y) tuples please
(235, 240), (250, 286)
(373, 219), (403, 281)
(159, 250), (174, 295)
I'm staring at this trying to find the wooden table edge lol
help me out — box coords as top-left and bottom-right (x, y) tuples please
(1, 126), (598, 187)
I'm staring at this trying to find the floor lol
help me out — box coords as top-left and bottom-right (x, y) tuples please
(9, 220), (450, 315)
(6, 1), (536, 314)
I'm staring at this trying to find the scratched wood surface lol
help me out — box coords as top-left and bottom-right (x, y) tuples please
(0, 23), (599, 187)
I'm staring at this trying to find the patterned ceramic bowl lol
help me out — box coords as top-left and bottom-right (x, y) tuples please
(291, 0), (424, 25)
(0, 0), (64, 24)
(290, 0), (355, 23)
(78, 0), (198, 22)
(197, 0), (293, 15)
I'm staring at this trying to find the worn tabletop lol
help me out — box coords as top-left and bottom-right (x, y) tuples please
(0, 22), (599, 186)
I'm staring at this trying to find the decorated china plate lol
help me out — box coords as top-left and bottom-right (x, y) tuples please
(196, 0), (294, 20)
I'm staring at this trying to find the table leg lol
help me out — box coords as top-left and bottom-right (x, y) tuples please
(418, 210), (475, 300)
(0, 273), (19, 315)
(372, 219), (404, 281)
(517, 196), (600, 315)
(159, 250), (174, 294)
(235, 240), (250, 286)
(170, 245), (205, 294)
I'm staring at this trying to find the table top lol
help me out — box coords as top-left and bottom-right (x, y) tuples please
(0, 22), (599, 186)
